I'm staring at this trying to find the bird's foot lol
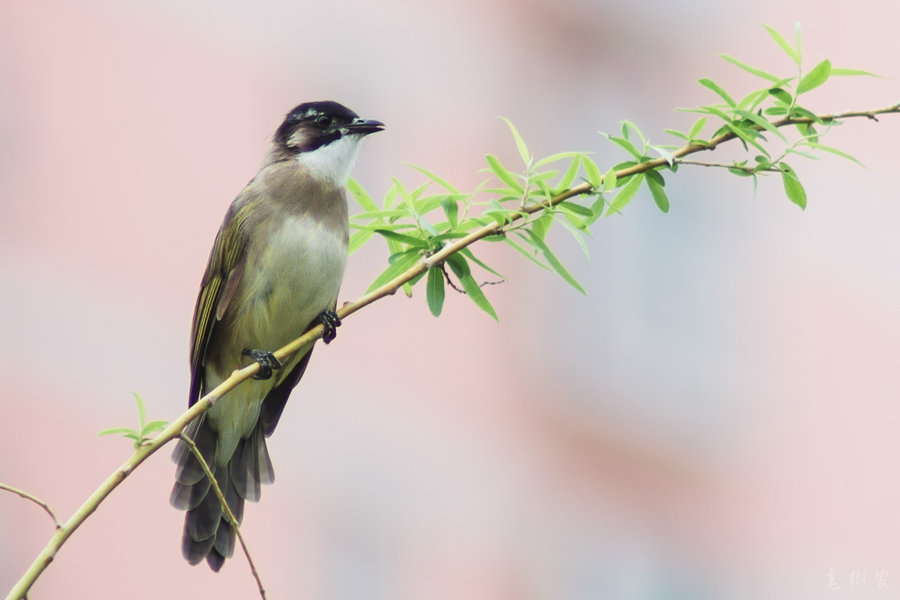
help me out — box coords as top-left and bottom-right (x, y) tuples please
(241, 349), (282, 380)
(314, 310), (341, 344)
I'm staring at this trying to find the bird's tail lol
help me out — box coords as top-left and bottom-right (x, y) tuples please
(170, 415), (274, 571)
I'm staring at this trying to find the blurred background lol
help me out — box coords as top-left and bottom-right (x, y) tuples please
(2, 1), (899, 598)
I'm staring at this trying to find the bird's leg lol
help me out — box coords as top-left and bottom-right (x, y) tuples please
(241, 349), (282, 380)
(314, 310), (341, 344)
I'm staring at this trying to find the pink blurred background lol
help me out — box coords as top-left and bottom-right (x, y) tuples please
(2, 1), (899, 599)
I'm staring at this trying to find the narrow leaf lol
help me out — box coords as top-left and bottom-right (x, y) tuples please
(797, 59), (832, 94)
(603, 168), (617, 192)
(535, 151), (584, 169)
(763, 24), (801, 65)
(374, 229), (429, 248)
(688, 116), (707, 140)
(645, 174), (669, 213)
(408, 164), (459, 194)
(526, 231), (586, 294)
(802, 142), (864, 166)
(446, 255), (498, 320)
(556, 155), (582, 191)
(349, 230), (374, 255)
(780, 163), (807, 209)
(365, 251), (422, 293)
(719, 54), (782, 83)
(441, 197), (459, 229)
(500, 117), (531, 166)
(460, 248), (505, 280)
(347, 178), (378, 212)
(768, 88), (793, 106)
(485, 154), (524, 193)
(606, 173), (644, 216)
(699, 78), (736, 107)
(582, 156), (603, 188)
(830, 67), (881, 78)
(425, 266), (445, 317)
(608, 135), (643, 159)
(505, 235), (551, 270)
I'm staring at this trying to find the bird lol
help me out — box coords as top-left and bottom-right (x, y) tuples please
(170, 101), (384, 571)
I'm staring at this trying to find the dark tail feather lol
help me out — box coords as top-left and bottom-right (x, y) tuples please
(171, 416), (273, 571)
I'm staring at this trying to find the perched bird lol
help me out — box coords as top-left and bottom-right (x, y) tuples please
(170, 101), (384, 571)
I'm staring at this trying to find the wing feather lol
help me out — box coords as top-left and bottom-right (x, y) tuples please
(188, 197), (254, 406)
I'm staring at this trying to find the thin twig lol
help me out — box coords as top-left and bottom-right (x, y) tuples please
(5, 102), (899, 600)
(178, 434), (266, 600)
(675, 159), (781, 173)
(0, 483), (62, 530)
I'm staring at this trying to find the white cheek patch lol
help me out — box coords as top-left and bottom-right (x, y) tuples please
(295, 135), (364, 187)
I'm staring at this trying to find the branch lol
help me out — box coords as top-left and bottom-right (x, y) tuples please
(5, 102), (898, 600)
(0, 484), (62, 530)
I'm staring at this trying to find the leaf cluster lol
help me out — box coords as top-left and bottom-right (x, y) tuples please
(349, 24), (880, 319)
(98, 393), (167, 449)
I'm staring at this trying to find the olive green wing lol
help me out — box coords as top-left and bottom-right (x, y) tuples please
(188, 203), (250, 406)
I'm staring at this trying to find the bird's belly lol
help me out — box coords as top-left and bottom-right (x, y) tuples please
(240, 214), (348, 353)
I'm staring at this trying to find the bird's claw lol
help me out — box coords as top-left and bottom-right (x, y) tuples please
(241, 349), (282, 380)
(315, 310), (341, 344)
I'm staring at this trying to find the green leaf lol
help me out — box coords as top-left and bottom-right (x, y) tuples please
(460, 248), (505, 280)
(606, 135), (643, 159)
(582, 194), (603, 227)
(347, 178), (378, 212)
(830, 67), (881, 78)
(98, 427), (138, 437)
(366, 250), (422, 293)
(645, 172), (669, 213)
(650, 144), (675, 166)
(797, 59), (831, 94)
(719, 54), (782, 83)
(556, 155), (582, 191)
(606, 173), (644, 216)
(525, 231), (586, 294)
(441, 197), (459, 229)
(582, 156), (603, 188)
(557, 216), (591, 260)
(768, 87), (793, 106)
(665, 128), (689, 141)
(485, 154), (523, 193)
(425, 266), (445, 317)
(802, 142), (863, 166)
(349, 229), (374, 255)
(688, 116), (707, 140)
(737, 88), (775, 112)
(780, 163), (807, 209)
(699, 78), (736, 107)
(408, 164), (459, 194)
(504, 235), (551, 270)
(763, 24), (800, 65)
(351, 209), (411, 220)
(621, 120), (648, 147)
(374, 229), (429, 248)
(500, 117), (531, 166)
(602, 168), (617, 192)
(558, 201), (593, 218)
(383, 180), (400, 209)
(531, 212), (552, 241)
(535, 151), (584, 169)
(141, 420), (168, 433)
(446, 254), (498, 320)
(734, 109), (787, 142)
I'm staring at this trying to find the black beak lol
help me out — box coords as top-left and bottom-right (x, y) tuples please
(345, 117), (385, 135)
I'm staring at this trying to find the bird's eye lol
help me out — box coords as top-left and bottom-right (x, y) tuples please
(315, 114), (333, 128)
